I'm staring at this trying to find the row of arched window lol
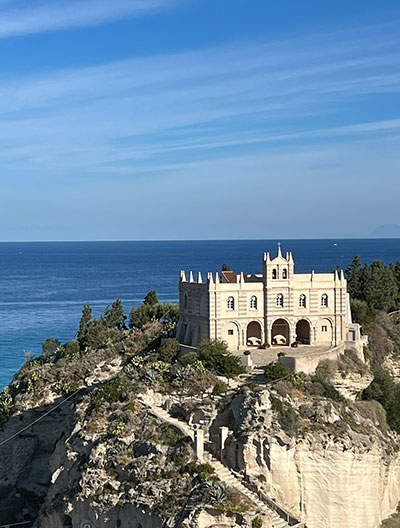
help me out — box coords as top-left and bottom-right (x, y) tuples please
(276, 293), (329, 308)
(227, 295), (258, 311)
(226, 293), (329, 311)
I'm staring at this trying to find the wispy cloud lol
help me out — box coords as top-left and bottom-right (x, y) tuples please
(0, 22), (399, 175)
(0, 20), (400, 238)
(0, 0), (180, 38)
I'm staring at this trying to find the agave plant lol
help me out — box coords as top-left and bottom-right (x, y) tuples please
(144, 369), (158, 384)
(202, 479), (226, 504)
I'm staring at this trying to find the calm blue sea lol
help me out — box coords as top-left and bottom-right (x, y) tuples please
(0, 239), (399, 389)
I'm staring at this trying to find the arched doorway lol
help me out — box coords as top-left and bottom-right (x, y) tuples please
(271, 319), (290, 346)
(296, 319), (311, 345)
(224, 321), (240, 349)
(246, 321), (262, 346)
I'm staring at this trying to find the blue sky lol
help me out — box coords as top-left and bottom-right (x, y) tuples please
(0, 0), (400, 240)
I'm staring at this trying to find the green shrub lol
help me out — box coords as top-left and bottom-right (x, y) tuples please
(363, 365), (400, 434)
(252, 518), (263, 528)
(382, 513), (400, 527)
(159, 338), (180, 363)
(62, 340), (80, 359)
(197, 339), (245, 377)
(310, 376), (344, 402)
(315, 359), (337, 381)
(213, 380), (228, 395)
(264, 361), (290, 382)
(41, 337), (61, 360)
(270, 396), (299, 434)
(160, 425), (183, 446)
(91, 374), (138, 411)
(126, 401), (136, 413)
(179, 352), (198, 366)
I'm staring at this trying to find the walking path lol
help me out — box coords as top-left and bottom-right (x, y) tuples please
(140, 398), (304, 528)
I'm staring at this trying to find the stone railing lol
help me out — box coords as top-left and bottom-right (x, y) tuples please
(240, 472), (305, 527)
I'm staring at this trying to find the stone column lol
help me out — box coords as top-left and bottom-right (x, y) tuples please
(194, 428), (204, 462)
(219, 426), (229, 461)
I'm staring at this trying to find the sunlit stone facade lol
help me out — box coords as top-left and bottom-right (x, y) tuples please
(176, 247), (366, 350)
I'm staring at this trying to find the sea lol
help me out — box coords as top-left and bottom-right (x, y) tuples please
(1, 239), (399, 389)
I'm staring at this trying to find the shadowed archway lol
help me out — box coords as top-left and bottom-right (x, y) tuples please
(271, 319), (290, 346)
(246, 321), (262, 346)
(296, 319), (311, 345)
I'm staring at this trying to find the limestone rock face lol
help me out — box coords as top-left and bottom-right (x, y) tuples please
(243, 435), (400, 528)
(218, 389), (400, 528)
(331, 370), (374, 401)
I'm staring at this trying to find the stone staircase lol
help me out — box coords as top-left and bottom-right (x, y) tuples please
(148, 404), (194, 440)
(209, 458), (290, 528)
(141, 399), (301, 528)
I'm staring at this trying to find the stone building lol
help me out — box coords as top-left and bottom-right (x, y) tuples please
(176, 246), (366, 351)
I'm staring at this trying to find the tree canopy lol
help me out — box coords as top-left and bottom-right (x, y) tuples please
(345, 256), (400, 324)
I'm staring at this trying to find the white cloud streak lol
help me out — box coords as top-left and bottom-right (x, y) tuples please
(0, 0), (179, 38)
(0, 20), (400, 238)
(0, 23), (399, 174)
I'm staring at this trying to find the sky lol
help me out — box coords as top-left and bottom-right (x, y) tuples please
(0, 0), (399, 241)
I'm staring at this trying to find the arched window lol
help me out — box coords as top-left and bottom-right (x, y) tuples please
(250, 296), (257, 309)
(227, 296), (235, 310)
(276, 294), (284, 307)
(282, 269), (288, 279)
(272, 268), (277, 279)
(321, 294), (328, 307)
(184, 294), (188, 309)
(299, 294), (306, 308)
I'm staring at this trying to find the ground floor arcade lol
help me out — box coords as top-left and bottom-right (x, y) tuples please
(222, 316), (336, 349)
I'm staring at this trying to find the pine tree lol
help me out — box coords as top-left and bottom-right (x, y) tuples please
(104, 299), (126, 330)
(144, 290), (158, 305)
(345, 256), (362, 298)
(77, 304), (92, 349)
(365, 261), (398, 312)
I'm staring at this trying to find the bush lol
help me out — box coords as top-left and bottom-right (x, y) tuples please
(159, 339), (180, 363)
(382, 512), (400, 527)
(144, 290), (158, 305)
(62, 340), (80, 359)
(309, 376), (344, 402)
(179, 352), (198, 366)
(315, 359), (337, 381)
(270, 396), (299, 434)
(41, 337), (61, 360)
(363, 365), (400, 434)
(159, 424), (184, 446)
(130, 301), (179, 331)
(213, 380), (228, 395)
(264, 361), (290, 382)
(91, 374), (138, 411)
(252, 518), (263, 528)
(197, 339), (245, 377)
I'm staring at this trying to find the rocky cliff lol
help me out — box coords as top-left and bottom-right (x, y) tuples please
(0, 327), (260, 528)
(1, 323), (400, 528)
(214, 382), (400, 528)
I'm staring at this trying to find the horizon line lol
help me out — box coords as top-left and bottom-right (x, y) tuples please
(0, 236), (399, 243)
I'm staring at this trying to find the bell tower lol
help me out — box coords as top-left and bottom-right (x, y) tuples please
(263, 243), (295, 283)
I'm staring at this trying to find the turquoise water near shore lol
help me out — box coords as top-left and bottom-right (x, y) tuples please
(1, 239), (399, 389)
